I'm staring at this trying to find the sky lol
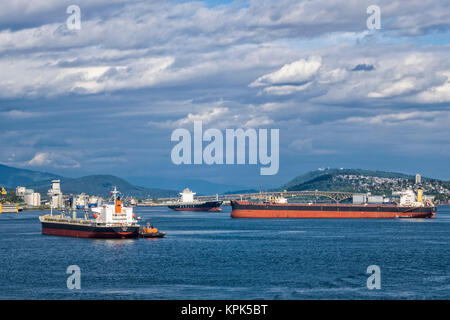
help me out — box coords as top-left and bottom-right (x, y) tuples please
(0, 0), (450, 190)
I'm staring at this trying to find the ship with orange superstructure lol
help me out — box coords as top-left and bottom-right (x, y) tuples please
(39, 186), (140, 238)
(231, 189), (436, 219)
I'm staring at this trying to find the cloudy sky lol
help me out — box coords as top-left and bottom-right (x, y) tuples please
(1, 0), (450, 189)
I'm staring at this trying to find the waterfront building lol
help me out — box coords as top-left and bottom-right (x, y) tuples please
(47, 180), (63, 209)
(415, 174), (421, 184)
(15, 186), (26, 197)
(24, 192), (41, 207)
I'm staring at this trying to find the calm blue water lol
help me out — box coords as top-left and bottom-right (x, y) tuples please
(0, 206), (449, 299)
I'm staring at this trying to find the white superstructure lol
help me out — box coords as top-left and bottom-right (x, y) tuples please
(399, 189), (427, 207)
(90, 186), (137, 226)
(91, 204), (135, 226)
(180, 188), (196, 203)
(274, 196), (288, 204)
(264, 195), (288, 203)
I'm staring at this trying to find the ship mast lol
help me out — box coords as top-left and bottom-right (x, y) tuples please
(72, 195), (77, 220)
(111, 186), (119, 202)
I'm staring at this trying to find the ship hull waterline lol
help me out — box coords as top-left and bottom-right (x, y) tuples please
(169, 207), (222, 212)
(230, 201), (436, 219)
(168, 201), (223, 212)
(41, 222), (140, 239)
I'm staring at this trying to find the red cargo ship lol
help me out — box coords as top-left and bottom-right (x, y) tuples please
(231, 190), (436, 219)
(230, 201), (436, 218)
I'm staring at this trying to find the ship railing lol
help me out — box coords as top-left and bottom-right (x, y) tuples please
(41, 216), (95, 225)
(102, 223), (138, 227)
(42, 214), (138, 226)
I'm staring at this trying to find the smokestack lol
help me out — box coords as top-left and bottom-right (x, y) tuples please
(115, 197), (122, 214)
(417, 188), (423, 203)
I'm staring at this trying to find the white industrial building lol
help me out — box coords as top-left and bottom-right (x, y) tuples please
(24, 192), (41, 207)
(15, 186), (41, 207)
(48, 180), (63, 209)
(15, 186), (26, 197)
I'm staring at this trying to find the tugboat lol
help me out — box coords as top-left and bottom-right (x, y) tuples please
(139, 222), (166, 238)
(39, 186), (140, 239)
(168, 188), (222, 212)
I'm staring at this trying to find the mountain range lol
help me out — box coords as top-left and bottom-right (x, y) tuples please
(0, 164), (177, 198)
(1, 164), (449, 200)
(125, 175), (250, 195)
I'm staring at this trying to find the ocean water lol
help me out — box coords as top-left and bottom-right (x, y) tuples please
(0, 205), (449, 300)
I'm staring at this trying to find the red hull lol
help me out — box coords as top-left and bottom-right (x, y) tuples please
(230, 209), (434, 219)
(42, 228), (138, 239)
(230, 200), (436, 219)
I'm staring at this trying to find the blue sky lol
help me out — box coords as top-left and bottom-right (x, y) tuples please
(1, 0), (450, 190)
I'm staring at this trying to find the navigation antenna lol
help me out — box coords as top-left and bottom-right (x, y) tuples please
(111, 186), (119, 202)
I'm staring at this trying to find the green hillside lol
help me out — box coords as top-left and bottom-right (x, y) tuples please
(0, 164), (62, 187)
(281, 168), (449, 197)
(283, 168), (412, 190)
(0, 164), (177, 198)
(27, 175), (178, 198)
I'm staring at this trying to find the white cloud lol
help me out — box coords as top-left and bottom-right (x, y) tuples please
(28, 152), (52, 166)
(289, 138), (336, 155)
(416, 71), (450, 103)
(317, 68), (348, 84)
(2, 0), (450, 178)
(0, 54), (174, 97)
(148, 103), (275, 130)
(262, 83), (313, 95)
(148, 106), (231, 129)
(28, 152), (80, 168)
(244, 116), (273, 127)
(339, 111), (447, 126)
(368, 77), (417, 98)
(0, 110), (37, 119)
(250, 56), (322, 87)
(0, 1), (449, 103)
(178, 107), (229, 126)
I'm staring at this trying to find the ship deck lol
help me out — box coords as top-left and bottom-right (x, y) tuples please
(39, 215), (138, 227)
(234, 201), (420, 208)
